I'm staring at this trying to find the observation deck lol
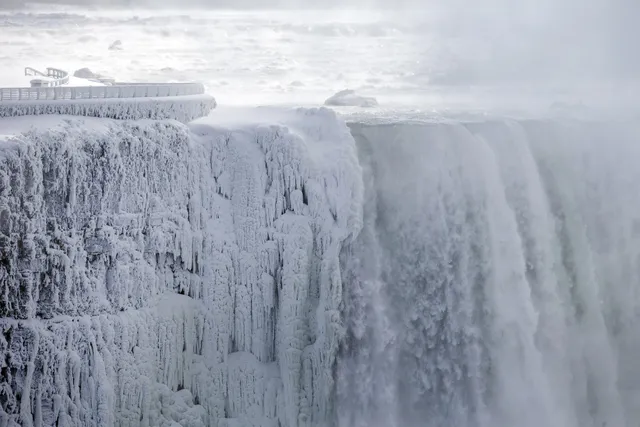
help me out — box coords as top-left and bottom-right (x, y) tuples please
(0, 67), (216, 123)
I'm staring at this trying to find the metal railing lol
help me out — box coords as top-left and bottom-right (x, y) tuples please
(24, 67), (47, 77)
(25, 67), (70, 87)
(0, 82), (206, 102)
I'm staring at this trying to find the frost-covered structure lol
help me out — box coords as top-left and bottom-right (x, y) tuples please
(0, 108), (362, 427)
(0, 95), (216, 124)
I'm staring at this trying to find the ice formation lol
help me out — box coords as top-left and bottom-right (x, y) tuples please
(0, 95), (216, 124)
(3, 105), (640, 427)
(324, 90), (378, 108)
(0, 107), (363, 427)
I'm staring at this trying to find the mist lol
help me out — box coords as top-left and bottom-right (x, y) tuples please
(8, 0), (638, 83)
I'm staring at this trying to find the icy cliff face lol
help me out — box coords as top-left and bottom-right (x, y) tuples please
(4, 108), (640, 427)
(339, 119), (640, 427)
(0, 108), (362, 427)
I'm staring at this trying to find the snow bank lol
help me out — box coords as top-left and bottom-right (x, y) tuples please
(0, 107), (362, 427)
(74, 68), (102, 79)
(324, 90), (378, 108)
(0, 95), (216, 124)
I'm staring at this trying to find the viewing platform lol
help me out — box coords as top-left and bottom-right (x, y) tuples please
(0, 66), (216, 123)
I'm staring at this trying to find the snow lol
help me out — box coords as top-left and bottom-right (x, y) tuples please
(74, 68), (101, 79)
(0, 115), (113, 137)
(1, 68), (105, 89)
(0, 94), (216, 123)
(0, 107), (362, 427)
(66, 76), (108, 87)
(73, 68), (114, 84)
(324, 90), (378, 108)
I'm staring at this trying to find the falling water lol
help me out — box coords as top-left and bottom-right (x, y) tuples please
(338, 119), (640, 427)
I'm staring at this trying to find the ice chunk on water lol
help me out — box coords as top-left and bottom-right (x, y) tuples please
(324, 89), (378, 108)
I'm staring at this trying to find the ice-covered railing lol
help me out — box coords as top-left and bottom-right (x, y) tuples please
(0, 70), (214, 122)
(24, 66), (70, 87)
(0, 82), (206, 101)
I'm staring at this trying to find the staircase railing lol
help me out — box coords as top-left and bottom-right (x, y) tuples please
(24, 67), (70, 87)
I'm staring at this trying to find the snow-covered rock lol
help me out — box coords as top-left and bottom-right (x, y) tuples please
(74, 68), (103, 80)
(324, 90), (378, 108)
(0, 107), (363, 427)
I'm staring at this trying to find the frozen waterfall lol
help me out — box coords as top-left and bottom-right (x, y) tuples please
(0, 109), (363, 427)
(2, 111), (640, 427)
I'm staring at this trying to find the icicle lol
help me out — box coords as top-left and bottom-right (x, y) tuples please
(0, 107), (363, 427)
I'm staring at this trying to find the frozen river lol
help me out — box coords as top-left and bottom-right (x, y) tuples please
(1, 6), (639, 117)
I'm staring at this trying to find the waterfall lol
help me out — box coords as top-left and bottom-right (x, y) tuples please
(338, 119), (640, 427)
